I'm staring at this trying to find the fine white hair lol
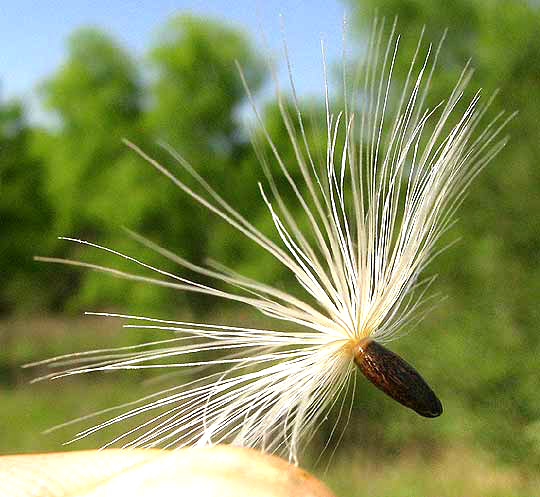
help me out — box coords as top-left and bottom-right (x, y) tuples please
(32, 18), (512, 464)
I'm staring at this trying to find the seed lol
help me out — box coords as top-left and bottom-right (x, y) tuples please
(353, 338), (443, 418)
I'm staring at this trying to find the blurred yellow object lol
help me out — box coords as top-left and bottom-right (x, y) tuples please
(0, 445), (335, 497)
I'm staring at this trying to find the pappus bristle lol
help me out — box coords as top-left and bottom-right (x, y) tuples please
(32, 17), (513, 464)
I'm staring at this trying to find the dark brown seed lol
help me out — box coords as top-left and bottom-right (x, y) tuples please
(352, 338), (442, 418)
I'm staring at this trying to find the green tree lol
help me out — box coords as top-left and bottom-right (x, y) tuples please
(39, 28), (160, 312)
(135, 15), (267, 310)
(147, 15), (265, 159)
(42, 28), (143, 236)
(0, 100), (52, 314)
(39, 19), (267, 314)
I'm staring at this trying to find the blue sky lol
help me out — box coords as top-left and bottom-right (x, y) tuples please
(1, 1), (354, 123)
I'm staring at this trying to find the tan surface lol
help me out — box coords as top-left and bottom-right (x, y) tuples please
(0, 445), (336, 497)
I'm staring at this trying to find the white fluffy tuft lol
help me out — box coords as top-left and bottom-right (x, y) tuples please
(32, 19), (512, 463)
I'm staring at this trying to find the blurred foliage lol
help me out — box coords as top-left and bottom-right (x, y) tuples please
(2, 2), (540, 474)
(147, 15), (265, 156)
(0, 101), (53, 314)
(34, 17), (266, 314)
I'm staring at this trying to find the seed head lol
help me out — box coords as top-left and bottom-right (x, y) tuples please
(33, 19), (512, 464)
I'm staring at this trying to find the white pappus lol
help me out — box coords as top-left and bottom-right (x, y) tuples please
(32, 18), (513, 465)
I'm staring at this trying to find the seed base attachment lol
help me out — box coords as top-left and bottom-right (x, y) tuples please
(353, 338), (443, 418)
